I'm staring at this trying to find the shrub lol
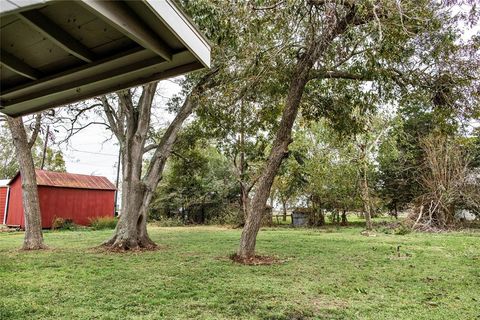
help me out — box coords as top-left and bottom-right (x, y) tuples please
(393, 224), (411, 235)
(52, 217), (76, 230)
(151, 216), (184, 227)
(207, 205), (244, 225)
(89, 216), (117, 230)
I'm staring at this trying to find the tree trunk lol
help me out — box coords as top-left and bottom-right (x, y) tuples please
(236, 8), (355, 259)
(333, 210), (340, 225)
(312, 196), (325, 226)
(240, 185), (249, 224)
(103, 179), (156, 250)
(341, 210), (348, 226)
(318, 209), (325, 226)
(282, 199), (287, 221)
(101, 73), (217, 249)
(7, 117), (46, 250)
(362, 160), (373, 231)
(238, 100), (249, 223)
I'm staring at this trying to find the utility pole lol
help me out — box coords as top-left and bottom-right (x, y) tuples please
(113, 147), (121, 216)
(40, 125), (49, 170)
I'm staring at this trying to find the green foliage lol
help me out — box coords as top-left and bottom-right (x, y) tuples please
(89, 216), (117, 230)
(150, 128), (240, 224)
(0, 124), (17, 179)
(150, 216), (185, 227)
(176, 1), (479, 226)
(393, 224), (412, 236)
(293, 121), (364, 212)
(467, 129), (480, 168)
(0, 122), (66, 179)
(41, 148), (66, 173)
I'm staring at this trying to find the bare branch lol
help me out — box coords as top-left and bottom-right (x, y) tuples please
(309, 69), (375, 81)
(143, 144), (158, 154)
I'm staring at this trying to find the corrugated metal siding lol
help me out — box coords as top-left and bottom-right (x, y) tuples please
(38, 186), (114, 227)
(6, 172), (115, 228)
(0, 187), (7, 224)
(5, 176), (23, 227)
(35, 170), (116, 190)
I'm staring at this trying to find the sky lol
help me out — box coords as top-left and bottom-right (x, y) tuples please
(57, 79), (182, 184)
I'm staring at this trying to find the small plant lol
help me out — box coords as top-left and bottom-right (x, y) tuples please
(89, 216), (117, 230)
(394, 224), (411, 235)
(151, 216), (184, 227)
(51, 217), (76, 230)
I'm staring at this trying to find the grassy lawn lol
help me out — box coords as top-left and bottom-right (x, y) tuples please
(0, 224), (479, 319)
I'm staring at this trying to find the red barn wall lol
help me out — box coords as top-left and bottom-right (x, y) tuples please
(38, 186), (114, 228)
(5, 177), (23, 227)
(6, 176), (114, 228)
(0, 187), (7, 224)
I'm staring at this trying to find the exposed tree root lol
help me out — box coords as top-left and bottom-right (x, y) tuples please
(21, 243), (49, 251)
(230, 253), (284, 265)
(100, 235), (158, 252)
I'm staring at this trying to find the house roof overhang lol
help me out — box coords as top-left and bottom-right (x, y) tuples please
(0, 0), (211, 117)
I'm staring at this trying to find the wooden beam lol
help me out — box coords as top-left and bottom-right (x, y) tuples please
(19, 10), (96, 63)
(0, 49), (42, 80)
(81, 0), (173, 61)
(1, 47), (151, 98)
(2, 61), (203, 117)
(17, 56), (166, 103)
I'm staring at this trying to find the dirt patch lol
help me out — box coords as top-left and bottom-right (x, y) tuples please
(311, 296), (348, 311)
(90, 244), (167, 254)
(229, 253), (286, 265)
(16, 246), (51, 252)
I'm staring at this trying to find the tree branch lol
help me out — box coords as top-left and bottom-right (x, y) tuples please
(28, 114), (42, 149)
(309, 69), (375, 81)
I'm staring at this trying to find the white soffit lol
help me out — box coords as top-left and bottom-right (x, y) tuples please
(0, 0), (211, 117)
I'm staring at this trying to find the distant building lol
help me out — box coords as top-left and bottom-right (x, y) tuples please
(292, 208), (313, 227)
(5, 170), (115, 229)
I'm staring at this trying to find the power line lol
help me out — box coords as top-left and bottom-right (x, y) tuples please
(68, 148), (118, 157)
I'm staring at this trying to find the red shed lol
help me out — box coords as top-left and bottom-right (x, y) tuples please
(5, 170), (116, 229)
(0, 180), (9, 225)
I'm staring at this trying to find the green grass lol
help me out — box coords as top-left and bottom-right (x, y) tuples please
(0, 224), (479, 319)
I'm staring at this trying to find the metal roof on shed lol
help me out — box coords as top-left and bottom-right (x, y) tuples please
(9, 169), (116, 190)
(0, 0), (211, 117)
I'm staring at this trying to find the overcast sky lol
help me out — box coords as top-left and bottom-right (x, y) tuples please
(57, 79), (182, 184)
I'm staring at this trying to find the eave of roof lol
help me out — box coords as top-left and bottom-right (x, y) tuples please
(0, 0), (211, 117)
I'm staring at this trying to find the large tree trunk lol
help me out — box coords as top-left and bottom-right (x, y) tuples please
(237, 73), (310, 258)
(7, 117), (46, 250)
(103, 178), (156, 250)
(102, 70), (218, 250)
(236, 8), (356, 260)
